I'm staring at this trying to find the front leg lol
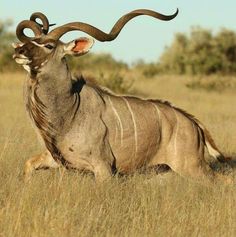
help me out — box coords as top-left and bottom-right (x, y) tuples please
(93, 159), (113, 182)
(64, 155), (113, 183)
(24, 150), (60, 182)
(81, 143), (114, 182)
(60, 145), (114, 182)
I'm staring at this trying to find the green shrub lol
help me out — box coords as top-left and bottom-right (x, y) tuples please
(96, 72), (134, 94)
(159, 27), (236, 75)
(142, 63), (160, 78)
(0, 19), (17, 71)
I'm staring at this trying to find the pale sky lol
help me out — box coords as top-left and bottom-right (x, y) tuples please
(2, 1), (236, 64)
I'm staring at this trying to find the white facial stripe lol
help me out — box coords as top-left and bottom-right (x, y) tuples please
(15, 58), (31, 65)
(12, 42), (23, 48)
(32, 41), (45, 47)
(13, 54), (28, 60)
(15, 55), (28, 59)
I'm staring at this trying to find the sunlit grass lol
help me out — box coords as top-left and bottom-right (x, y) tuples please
(0, 72), (235, 237)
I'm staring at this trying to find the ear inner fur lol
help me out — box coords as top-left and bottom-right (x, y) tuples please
(72, 39), (90, 52)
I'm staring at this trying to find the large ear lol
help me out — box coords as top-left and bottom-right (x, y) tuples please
(64, 37), (94, 56)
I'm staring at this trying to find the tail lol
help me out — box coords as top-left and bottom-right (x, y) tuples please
(199, 125), (227, 163)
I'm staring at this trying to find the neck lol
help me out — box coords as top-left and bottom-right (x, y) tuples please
(25, 60), (78, 137)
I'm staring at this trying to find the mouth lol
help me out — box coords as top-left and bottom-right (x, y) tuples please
(13, 54), (32, 65)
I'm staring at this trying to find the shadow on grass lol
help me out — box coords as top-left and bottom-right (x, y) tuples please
(227, 155), (236, 168)
(210, 154), (236, 174)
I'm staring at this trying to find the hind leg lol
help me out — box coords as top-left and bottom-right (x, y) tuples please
(168, 157), (233, 185)
(24, 150), (60, 182)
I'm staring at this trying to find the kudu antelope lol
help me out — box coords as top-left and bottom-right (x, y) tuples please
(13, 9), (232, 184)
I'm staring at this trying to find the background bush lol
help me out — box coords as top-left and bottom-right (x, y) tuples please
(0, 20), (16, 72)
(1, 19), (236, 92)
(158, 27), (236, 75)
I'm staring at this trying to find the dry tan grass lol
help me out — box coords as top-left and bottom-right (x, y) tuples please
(0, 72), (235, 237)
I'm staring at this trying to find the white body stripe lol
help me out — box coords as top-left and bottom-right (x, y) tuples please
(108, 96), (124, 146)
(123, 98), (138, 155)
(152, 103), (161, 121)
(32, 41), (45, 47)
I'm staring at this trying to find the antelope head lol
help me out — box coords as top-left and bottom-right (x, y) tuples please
(13, 9), (178, 75)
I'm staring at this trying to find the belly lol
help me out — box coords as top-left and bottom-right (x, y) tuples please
(111, 130), (160, 173)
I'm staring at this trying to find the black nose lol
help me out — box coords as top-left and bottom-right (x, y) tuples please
(18, 48), (26, 55)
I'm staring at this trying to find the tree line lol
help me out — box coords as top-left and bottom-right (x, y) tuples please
(158, 27), (236, 75)
(1, 20), (236, 76)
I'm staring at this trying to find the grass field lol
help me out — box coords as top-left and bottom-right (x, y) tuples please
(0, 72), (235, 237)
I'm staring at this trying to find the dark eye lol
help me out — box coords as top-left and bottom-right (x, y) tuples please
(45, 44), (54, 50)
